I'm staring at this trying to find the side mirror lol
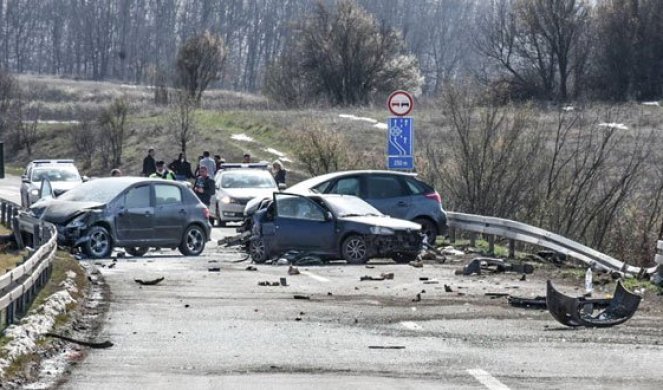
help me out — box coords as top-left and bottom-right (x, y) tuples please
(278, 183), (287, 191)
(82, 175), (90, 182)
(21, 175), (30, 183)
(325, 211), (333, 221)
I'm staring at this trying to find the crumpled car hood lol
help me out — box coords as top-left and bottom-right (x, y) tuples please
(31, 200), (104, 224)
(341, 215), (421, 231)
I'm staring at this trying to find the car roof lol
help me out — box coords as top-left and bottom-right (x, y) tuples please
(91, 177), (191, 187)
(287, 170), (418, 192)
(29, 159), (75, 165)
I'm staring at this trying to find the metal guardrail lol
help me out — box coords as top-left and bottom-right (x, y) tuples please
(0, 198), (57, 330)
(447, 212), (658, 276)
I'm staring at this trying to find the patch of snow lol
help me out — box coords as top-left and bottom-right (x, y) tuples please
(338, 114), (379, 124)
(373, 123), (388, 130)
(642, 101), (660, 107)
(264, 148), (286, 158)
(231, 133), (255, 142)
(36, 120), (80, 125)
(562, 106), (575, 112)
(0, 272), (78, 378)
(598, 123), (628, 130)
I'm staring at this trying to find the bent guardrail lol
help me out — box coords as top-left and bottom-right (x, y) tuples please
(447, 212), (658, 277)
(0, 198), (57, 331)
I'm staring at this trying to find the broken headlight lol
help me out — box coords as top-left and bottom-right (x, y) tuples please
(65, 213), (88, 229)
(369, 226), (395, 235)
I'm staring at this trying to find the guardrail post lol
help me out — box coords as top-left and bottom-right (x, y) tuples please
(449, 227), (456, 244)
(32, 223), (40, 249)
(654, 241), (663, 285)
(508, 239), (516, 259)
(6, 204), (12, 224)
(487, 235), (495, 255)
(469, 233), (476, 248)
(1, 202), (6, 226)
(12, 216), (24, 250)
(6, 300), (14, 326)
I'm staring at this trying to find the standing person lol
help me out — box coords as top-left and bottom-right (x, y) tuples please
(214, 155), (223, 171)
(242, 153), (251, 163)
(193, 166), (215, 207)
(200, 151), (217, 176)
(150, 161), (176, 180)
(272, 160), (286, 186)
(142, 148), (157, 177)
(169, 153), (194, 181)
(194, 155), (204, 177)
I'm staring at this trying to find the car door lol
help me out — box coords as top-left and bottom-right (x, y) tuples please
(115, 184), (154, 243)
(272, 193), (335, 254)
(362, 174), (412, 219)
(152, 184), (186, 245)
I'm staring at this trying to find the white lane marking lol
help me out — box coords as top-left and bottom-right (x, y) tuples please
(400, 321), (422, 331)
(300, 271), (330, 283)
(467, 369), (511, 390)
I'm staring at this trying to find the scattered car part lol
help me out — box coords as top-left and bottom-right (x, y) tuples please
(368, 345), (406, 349)
(134, 277), (165, 286)
(485, 292), (510, 298)
(208, 267), (220, 272)
(293, 294), (310, 300)
(246, 265), (258, 271)
(287, 266), (300, 275)
(45, 332), (113, 349)
(461, 257), (534, 276)
(507, 295), (547, 309)
(546, 280), (642, 327)
(360, 275), (385, 281)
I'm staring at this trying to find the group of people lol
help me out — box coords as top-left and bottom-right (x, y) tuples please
(138, 148), (287, 206)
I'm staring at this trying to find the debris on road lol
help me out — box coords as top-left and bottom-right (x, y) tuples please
(423, 280), (439, 285)
(381, 272), (394, 280)
(134, 277), (165, 286)
(208, 267), (221, 272)
(444, 284), (453, 293)
(288, 266), (300, 275)
(419, 277), (429, 281)
(258, 281), (281, 286)
(520, 274), (526, 281)
(107, 262), (116, 269)
(413, 293), (422, 302)
(485, 292), (509, 298)
(293, 294), (310, 300)
(409, 260), (423, 268)
(365, 265), (375, 269)
(280, 277), (288, 286)
(368, 345), (406, 349)
(360, 275), (385, 281)
(460, 257), (534, 276)
(508, 295), (547, 309)
(546, 280), (642, 327)
(44, 333), (113, 349)
(245, 265), (258, 271)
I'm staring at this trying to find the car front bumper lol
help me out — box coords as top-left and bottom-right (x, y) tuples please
(369, 231), (423, 255)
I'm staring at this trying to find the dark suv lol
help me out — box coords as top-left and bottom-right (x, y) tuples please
(287, 170), (447, 243)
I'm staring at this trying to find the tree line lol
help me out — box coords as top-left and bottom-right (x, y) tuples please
(1, 0), (662, 104)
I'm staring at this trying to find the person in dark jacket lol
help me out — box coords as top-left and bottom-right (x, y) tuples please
(169, 153), (194, 181)
(272, 160), (286, 186)
(193, 165), (215, 206)
(142, 148), (157, 177)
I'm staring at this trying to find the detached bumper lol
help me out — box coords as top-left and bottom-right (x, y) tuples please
(370, 232), (423, 256)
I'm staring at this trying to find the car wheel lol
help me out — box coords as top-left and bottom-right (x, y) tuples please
(179, 225), (206, 256)
(342, 235), (369, 264)
(391, 252), (419, 263)
(249, 238), (268, 263)
(126, 247), (149, 257)
(84, 225), (113, 259)
(415, 218), (438, 245)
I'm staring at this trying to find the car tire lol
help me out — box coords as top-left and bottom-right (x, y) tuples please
(341, 235), (369, 264)
(414, 218), (438, 246)
(179, 225), (206, 256)
(391, 252), (419, 263)
(249, 238), (268, 263)
(84, 225), (113, 259)
(126, 247), (149, 257)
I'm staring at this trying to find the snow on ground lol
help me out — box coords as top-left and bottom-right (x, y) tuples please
(373, 123), (388, 130)
(598, 123), (629, 130)
(0, 270), (79, 378)
(35, 120), (81, 125)
(263, 148), (293, 163)
(642, 101), (660, 107)
(562, 105), (575, 111)
(231, 133), (255, 142)
(338, 114), (378, 124)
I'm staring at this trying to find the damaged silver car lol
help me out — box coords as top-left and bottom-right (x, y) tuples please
(243, 193), (423, 264)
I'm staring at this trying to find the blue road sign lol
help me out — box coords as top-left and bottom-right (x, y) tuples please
(387, 117), (414, 170)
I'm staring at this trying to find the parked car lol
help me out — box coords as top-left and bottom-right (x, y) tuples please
(21, 177), (212, 259)
(20, 160), (85, 208)
(210, 164), (283, 227)
(246, 192), (423, 264)
(286, 170), (447, 243)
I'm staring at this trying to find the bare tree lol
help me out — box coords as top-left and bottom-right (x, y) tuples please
(167, 90), (197, 158)
(289, 124), (354, 176)
(0, 70), (16, 137)
(67, 121), (97, 170)
(176, 30), (227, 104)
(98, 98), (129, 168)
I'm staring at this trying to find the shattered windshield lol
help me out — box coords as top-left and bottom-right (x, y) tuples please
(57, 179), (129, 203)
(322, 195), (383, 217)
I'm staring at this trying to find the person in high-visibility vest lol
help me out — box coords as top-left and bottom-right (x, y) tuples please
(150, 160), (176, 180)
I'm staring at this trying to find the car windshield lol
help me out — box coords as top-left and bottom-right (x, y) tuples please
(57, 179), (129, 203)
(322, 196), (383, 217)
(31, 167), (80, 182)
(220, 170), (276, 189)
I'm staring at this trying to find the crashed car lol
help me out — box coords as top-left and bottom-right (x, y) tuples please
(20, 177), (212, 258)
(244, 192), (423, 264)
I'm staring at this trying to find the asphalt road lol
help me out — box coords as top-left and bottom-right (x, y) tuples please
(3, 176), (663, 389)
